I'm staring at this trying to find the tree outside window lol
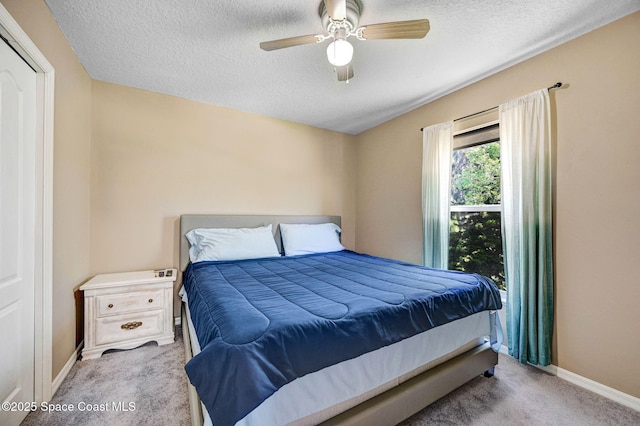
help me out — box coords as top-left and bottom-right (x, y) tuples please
(449, 141), (505, 290)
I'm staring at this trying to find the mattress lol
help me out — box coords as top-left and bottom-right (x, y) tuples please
(181, 250), (502, 425)
(183, 292), (495, 426)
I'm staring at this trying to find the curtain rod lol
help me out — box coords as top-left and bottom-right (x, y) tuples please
(420, 82), (563, 131)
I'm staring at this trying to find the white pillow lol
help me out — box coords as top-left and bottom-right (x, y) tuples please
(186, 225), (280, 263)
(280, 223), (345, 256)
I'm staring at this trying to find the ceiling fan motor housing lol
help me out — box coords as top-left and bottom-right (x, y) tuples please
(319, 0), (362, 32)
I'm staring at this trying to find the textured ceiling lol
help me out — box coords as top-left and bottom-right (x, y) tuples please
(45, 0), (639, 135)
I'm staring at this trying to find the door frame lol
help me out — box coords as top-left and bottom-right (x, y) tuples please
(0, 4), (54, 402)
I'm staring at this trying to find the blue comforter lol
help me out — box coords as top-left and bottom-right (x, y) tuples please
(183, 250), (502, 426)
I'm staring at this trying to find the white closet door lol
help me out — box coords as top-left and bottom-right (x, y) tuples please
(0, 38), (37, 426)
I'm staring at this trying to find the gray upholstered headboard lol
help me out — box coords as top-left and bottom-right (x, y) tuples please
(179, 214), (341, 271)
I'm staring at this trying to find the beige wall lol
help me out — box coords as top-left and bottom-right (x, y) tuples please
(1, 0), (92, 379)
(90, 81), (357, 316)
(355, 12), (640, 398)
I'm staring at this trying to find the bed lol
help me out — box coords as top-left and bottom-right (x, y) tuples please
(179, 214), (502, 426)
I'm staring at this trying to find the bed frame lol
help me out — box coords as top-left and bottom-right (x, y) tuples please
(179, 214), (498, 426)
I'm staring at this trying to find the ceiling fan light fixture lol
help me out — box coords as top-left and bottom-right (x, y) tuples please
(326, 38), (353, 66)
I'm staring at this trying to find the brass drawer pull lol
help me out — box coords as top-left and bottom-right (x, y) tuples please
(108, 303), (114, 309)
(121, 321), (143, 330)
(148, 298), (153, 303)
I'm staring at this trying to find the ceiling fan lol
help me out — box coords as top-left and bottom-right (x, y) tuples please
(259, 0), (430, 82)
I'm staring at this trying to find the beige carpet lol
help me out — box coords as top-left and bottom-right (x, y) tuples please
(22, 327), (640, 425)
(21, 327), (190, 426)
(400, 353), (640, 426)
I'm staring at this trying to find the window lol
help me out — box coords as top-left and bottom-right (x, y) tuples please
(448, 125), (505, 290)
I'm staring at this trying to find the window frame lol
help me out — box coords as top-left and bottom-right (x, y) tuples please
(448, 119), (505, 290)
(450, 204), (501, 213)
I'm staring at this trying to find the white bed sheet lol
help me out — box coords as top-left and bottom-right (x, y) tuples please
(180, 288), (496, 426)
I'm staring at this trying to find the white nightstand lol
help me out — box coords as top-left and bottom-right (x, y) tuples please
(80, 268), (176, 360)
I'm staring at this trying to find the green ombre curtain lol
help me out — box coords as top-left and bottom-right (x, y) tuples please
(421, 121), (453, 269)
(499, 89), (554, 366)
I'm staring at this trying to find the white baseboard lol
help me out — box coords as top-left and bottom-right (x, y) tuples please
(498, 346), (640, 412)
(51, 340), (83, 397)
(544, 365), (640, 412)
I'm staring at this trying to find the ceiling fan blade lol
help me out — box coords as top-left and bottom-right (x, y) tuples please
(324, 0), (347, 21)
(336, 65), (354, 82)
(260, 34), (321, 51)
(359, 19), (430, 40)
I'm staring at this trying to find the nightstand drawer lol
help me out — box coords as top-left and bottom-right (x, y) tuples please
(96, 289), (164, 316)
(95, 310), (164, 346)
